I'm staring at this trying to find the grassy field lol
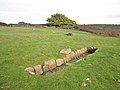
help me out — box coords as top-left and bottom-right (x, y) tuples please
(0, 26), (120, 90)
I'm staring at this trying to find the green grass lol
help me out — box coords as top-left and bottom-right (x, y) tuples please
(0, 26), (120, 90)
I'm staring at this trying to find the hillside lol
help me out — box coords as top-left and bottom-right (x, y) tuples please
(0, 26), (120, 90)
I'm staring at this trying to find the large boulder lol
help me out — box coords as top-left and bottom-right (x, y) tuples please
(63, 54), (71, 63)
(69, 51), (76, 60)
(80, 48), (88, 54)
(56, 59), (64, 66)
(33, 65), (43, 75)
(43, 59), (57, 72)
(73, 51), (78, 59)
(25, 65), (43, 75)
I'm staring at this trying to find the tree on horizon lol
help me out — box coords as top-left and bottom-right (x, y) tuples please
(47, 13), (77, 26)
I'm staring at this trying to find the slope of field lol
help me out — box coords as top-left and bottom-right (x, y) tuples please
(0, 26), (120, 90)
(60, 24), (120, 37)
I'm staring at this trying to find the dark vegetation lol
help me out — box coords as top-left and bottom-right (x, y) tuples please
(0, 22), (47, 27)
(78, 24), (120, 37)
(0, 22), (7, 26)
(57, 24), (120, 37)
(65, 33), (73, 36)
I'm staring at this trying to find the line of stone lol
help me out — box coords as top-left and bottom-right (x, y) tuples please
(25, 47), (98, 75)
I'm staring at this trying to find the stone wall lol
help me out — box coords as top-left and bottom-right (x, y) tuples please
(25, 47), (98, 75)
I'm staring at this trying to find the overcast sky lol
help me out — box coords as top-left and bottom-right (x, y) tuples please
(0, 0), (120, 24)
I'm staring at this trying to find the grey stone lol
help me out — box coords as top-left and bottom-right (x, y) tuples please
(56, 59), (64, 66)
(60, 48), (72, 54)
(64, 54), (71, 63)
(33, 65), (43, 75)
(25, 67), (35, 75)
(43, 59), (57, 72)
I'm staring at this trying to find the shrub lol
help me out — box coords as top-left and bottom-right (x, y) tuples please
(47, 13), (77, 26)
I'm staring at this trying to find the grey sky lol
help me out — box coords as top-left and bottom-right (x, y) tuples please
(0, 0), (120, 24)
